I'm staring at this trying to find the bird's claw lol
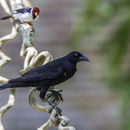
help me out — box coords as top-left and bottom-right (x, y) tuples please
(41, 97), (62, 116)
(49, 104), (62, 116)
(47, 89), (63, 102)
(54, 106), (62, 116)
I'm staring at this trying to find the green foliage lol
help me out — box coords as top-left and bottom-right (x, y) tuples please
(106, 17), (130, 130)
(67, 0), (130, 129)
(67, 0), (118, 48)
(105, 16), (130, 82)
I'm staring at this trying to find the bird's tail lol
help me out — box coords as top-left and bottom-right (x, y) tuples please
(0, 82), (24, 90)
(0, 83), (12, 90)
(0, 16), (12, 20)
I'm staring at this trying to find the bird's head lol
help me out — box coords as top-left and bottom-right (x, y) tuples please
(67, 51), (90, 63)
(32, 7), (40, 18)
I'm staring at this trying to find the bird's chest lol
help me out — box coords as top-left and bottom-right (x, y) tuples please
(64, 68), (76, 78)
(14, 13), (33, 22)
(50, 62), (77, 86)
(60, 64), (77, 82)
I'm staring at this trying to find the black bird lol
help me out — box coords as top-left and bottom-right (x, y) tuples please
(0, 51), (89, 114)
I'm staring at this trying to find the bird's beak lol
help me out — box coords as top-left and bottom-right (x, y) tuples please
(80, 55), (90, 62)
(34, 12), (38, 16)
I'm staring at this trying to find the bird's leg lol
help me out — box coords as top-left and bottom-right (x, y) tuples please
(47, 89), (63, 102)
(39, 89), (62, 116)
(44, 98), (62, 116)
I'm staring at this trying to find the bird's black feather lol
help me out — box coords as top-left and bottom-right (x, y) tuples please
(0, 51), (89, 96)
(0, 51), (89, 114)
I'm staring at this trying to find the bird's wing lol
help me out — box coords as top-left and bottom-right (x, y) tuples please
(9, 74), (42, 83)
(15, 8), (31, 13)
(9, 65), (63, 83)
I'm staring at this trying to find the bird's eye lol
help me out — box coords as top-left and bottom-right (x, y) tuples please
(75, 53), (79, 57)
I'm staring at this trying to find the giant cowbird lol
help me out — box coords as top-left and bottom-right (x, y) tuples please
(0, 51), (89, 114)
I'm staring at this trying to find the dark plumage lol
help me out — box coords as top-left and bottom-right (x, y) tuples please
(0, 51), (89, 114)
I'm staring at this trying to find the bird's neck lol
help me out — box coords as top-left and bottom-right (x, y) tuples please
(63, 60), (77, 73)
(33, 15), (36, 19)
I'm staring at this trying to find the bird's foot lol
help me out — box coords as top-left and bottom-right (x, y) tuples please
(39, 89), (63, 115)
(48, 103), (62, 116)
(44, 98), (62, 116)
(47, 89), (63, 102)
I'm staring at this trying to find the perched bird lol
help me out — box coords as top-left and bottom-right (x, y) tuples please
(0, 51), (89, 114)
(0, 7), (40, 23)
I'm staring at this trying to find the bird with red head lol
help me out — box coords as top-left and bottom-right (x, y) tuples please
(0, 7), (40, 23)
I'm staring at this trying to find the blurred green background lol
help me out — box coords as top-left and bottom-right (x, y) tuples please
(0, 0), (130, 129)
